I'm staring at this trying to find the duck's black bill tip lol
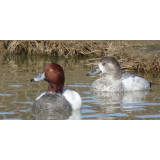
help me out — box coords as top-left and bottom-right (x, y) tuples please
(86, 73), (91, 76)
(30, 79), (35, 82)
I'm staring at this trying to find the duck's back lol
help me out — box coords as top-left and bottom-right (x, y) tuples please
(33, 91), (72, 112)
(122, 73), (150, 91)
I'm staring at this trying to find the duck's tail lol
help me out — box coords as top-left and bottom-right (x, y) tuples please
(149, 82), (154, 88)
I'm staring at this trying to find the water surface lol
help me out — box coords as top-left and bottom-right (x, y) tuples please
(1, 53), (160, 120)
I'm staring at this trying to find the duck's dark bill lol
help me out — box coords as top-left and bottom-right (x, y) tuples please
(30, 79), (35, 82)
(86, 66), (102, 76)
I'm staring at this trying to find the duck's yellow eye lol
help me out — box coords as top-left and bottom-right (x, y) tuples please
(49, 69), (53, 72)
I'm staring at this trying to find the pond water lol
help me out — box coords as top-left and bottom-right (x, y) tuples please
(1, 51), (160, 120)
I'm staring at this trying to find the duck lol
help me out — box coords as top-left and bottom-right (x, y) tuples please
(86, 56), (151, 92)
(30, 63), (82, 111)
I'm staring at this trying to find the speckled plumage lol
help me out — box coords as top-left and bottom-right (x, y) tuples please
(33, 91), (72, 112)
(87, 56), (151, 92)
(91, 77), (123, 92)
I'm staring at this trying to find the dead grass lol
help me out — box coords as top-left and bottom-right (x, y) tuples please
(1, 40), (160, 72)
(2, 40), (132, 57)
(115, 53), (160, 73)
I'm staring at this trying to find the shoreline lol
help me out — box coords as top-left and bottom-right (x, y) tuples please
(1, 40), (160, 72)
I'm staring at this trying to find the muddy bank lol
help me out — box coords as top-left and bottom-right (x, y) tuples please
(1, 40), (160, 72)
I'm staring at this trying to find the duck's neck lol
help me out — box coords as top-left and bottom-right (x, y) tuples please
(48, 83), (63, 94)
(113, 71), (122, 80)
(104, 72), (122, 80)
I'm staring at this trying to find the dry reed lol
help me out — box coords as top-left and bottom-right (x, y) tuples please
(1, 40), (131, 57)
(1, 40), (160, 72)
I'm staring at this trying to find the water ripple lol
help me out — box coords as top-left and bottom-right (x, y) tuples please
(18, 102), (34, 105)
(67, 84), (89, 87)
(0, 111), (15, 115)
(82, 112), (128, 118)
(121, 103), (160, 106)
(136, 114), (160, 119)
(8, 85), (23, 87)
(0, 93), (14, 96)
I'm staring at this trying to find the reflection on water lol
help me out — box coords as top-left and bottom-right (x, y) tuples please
(1, 53), (160, 120)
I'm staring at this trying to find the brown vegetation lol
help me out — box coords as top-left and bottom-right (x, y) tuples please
(1, 40), (160, 72)
(0, 40), (132, 56)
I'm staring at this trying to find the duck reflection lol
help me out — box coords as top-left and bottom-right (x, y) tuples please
(32, 107), (81, 120)
(90, 89), (150, 117)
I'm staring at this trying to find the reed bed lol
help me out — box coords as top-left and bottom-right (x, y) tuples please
(1, 40), (160, 72)
(1, 40), (131, 57)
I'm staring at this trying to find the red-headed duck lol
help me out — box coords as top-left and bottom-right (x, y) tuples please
(30, 63), (82, 111)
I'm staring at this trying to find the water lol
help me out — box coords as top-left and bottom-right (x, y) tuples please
(1, 53), (160, 120)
